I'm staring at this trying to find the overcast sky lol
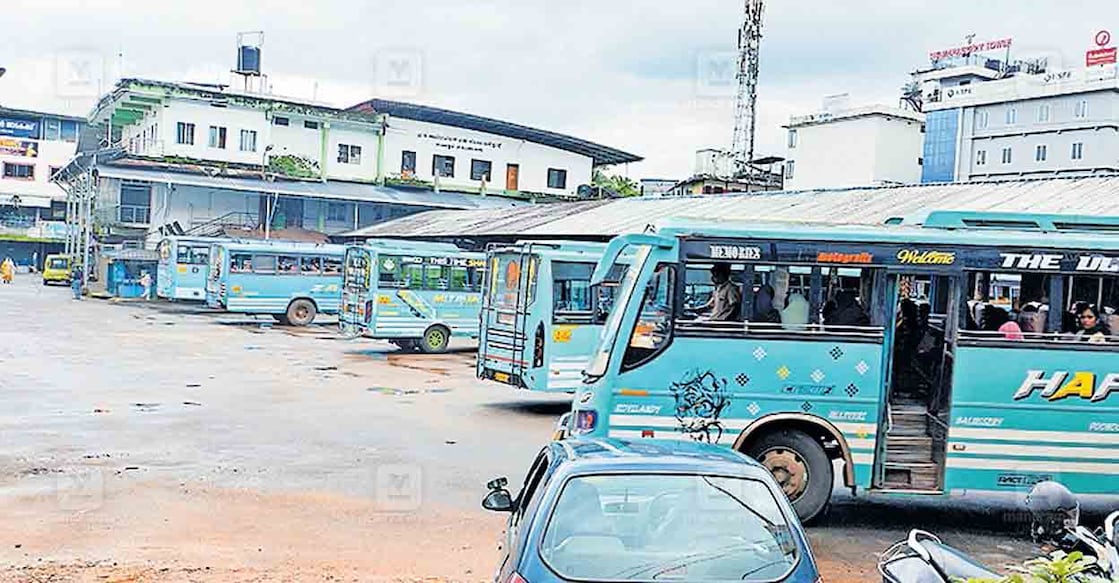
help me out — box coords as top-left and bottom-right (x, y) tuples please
(1, 0), (1115, 178)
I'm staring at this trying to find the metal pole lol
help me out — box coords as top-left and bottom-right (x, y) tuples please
(82, 168), (93, 288)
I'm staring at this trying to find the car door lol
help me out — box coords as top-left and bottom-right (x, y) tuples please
(497, 449), (552, 582)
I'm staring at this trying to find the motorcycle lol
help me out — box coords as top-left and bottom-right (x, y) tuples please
(878, 481), (1118, 582)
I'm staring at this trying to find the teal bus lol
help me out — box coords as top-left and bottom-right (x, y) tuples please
(568, 212), (1119, 522)
(340, 239), (485, 353)
(206, 241), (345, 326)
(478, 241), (629, 392)
(157, 236), (224, 301)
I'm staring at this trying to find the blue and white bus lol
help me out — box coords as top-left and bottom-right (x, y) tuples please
(478, 241), (629, 392)
(206, 241), (345, 326)
(568, 212), (1119, 522)
(157, 236), (225, 301)
(340, 239), (485, 353)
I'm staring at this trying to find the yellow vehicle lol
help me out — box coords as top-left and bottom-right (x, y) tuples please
(42, 254), (71, 285)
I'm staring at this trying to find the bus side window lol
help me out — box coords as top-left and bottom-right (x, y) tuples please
(277, 256), (299, 274)
(449, 266), (470, 291)
(176, 245), (192, 264)
(402, 263), (423, 288)
(819, 267), (873, 328)
(323, 257), (342, 275)
(230, 253), (252, 273)
(252, 254), (277, 274)
(378, 255), (401, 287)
(623, 263), (676, 369)
(301, 257), (322, 275)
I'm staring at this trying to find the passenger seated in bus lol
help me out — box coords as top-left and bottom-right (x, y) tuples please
(751, 284), (781, 324)
(1074, 305), (1108, 344)
(278, 257), (297, 273)
(700, 262), (741, 321)
(1017, 303), (1045, 334)
(780, 292), (810, 328)
(302, 258), (321, 273)
(824, 289), (870, 327)
(982, 304), (1023, 340)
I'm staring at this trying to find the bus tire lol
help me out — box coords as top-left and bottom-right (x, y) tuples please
(745, 429), (832, 524)
(419, 325), (450, 353)
(285, 299), (317, 327)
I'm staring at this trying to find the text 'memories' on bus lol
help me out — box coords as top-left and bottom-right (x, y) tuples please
(206, 241), (345, 326)
(571, 216), (1119, 523)
(340, 239), (485, 354)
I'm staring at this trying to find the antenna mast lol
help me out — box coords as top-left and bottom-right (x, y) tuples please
(730, 0), (764, 178)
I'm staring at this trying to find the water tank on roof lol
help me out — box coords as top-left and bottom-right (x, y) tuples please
(237, 45), (261, 75)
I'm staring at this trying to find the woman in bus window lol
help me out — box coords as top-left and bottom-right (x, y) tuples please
(982, 304), (1023, 341)
(1074, 305), (1108, 344)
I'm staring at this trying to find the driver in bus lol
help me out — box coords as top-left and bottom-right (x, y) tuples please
(701, 262), (742, 322)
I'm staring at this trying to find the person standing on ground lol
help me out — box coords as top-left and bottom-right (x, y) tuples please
(1, 257), (14, 284)
(71, 265), (83, 300)
(139, 271), (153, 300)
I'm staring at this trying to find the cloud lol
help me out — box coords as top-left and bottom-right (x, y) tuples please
(0, 0), (1115, 178)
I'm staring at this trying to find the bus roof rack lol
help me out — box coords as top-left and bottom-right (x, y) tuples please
(916, 211), (1119, 233)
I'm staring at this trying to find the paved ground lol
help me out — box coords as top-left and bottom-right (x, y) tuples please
(0, 275), (1067, 582)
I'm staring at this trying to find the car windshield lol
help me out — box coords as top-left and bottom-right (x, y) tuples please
(48, 258), (67, 269)
(540, 473), (798, 582)
(585, 245), (649, 378)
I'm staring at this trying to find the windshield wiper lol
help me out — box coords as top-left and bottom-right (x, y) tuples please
(700, 476), (778, 530)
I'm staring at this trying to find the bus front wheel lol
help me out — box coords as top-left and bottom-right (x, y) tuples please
(419, 325), (450, 354)
(285, 299), (317, 327)
(746, 429), (832, 524)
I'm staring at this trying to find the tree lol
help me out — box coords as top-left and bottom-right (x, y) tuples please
(592, 168), (640, 198)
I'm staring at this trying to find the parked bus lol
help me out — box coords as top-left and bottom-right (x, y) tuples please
(157, 236), (225, 300)
(340, 239), (484, 353)
(206, 241), (345, 326)
(568, 212), (1119, 522)
(478, 241), (629, 392)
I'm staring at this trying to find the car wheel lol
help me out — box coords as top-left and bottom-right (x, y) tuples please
(419, 325), (450, 353)
(746, 429), (832, 523)
(285, 299), (317, 327)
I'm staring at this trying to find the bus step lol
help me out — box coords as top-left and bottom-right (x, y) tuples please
(884, 462), (940, 490)
(886, 436), (934, 463)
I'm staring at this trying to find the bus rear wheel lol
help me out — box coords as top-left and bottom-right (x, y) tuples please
(419, 325), (450, 354)
(285, 299), (317, 327)
(746, 429), (832, 524)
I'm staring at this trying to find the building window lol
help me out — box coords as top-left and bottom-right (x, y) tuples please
(547, 168), (568, 189)
(976, 149), (987, 166)
(1035, 144), (1047, 162)
(337, 144), (362, 165)
(1037, 103), (1051, 123)
(2, 163), (34, 180)
(1074, 100), (1088, 118)
(784, 160), (795, 179)
(1005, 107), (1017, 125)
(49, 166), (62, 180)
(470, 159), (492, 181)
(787, 129), (797, 149)
(433, 155), (455, 178)
(61, 120), (78, 143)
(273, 116), (290, 126)
(401, 150), (417, 175)
(327, 202), (350, 222)
(1071, 142), (1084, 160)
(304, 120), (320, 130)
(1001, 147), (1012, 164)
(119, 181), (151, 224)
(208, 126), (227, 149)
(975, 110), (989, 129)
(176, 122), (195, 145)
(239, 129), (257, 152)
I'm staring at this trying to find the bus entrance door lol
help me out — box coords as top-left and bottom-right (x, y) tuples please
(873, 272), (959, 493)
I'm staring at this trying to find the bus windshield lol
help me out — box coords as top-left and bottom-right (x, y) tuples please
(586, 245), (649, 379)
(488, 253), (536, 310)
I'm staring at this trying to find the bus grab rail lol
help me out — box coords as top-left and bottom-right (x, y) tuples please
(590, 234), (673, 286)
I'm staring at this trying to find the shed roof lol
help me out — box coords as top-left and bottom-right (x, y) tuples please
(345, 175), (1119, 239)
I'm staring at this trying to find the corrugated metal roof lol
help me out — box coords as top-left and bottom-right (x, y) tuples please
(346, 175), (1119, 239)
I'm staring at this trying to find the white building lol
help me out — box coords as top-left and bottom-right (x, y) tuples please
(916, 61), (1119, 182)
(63, 79), (639, 246)
(782, 103), (925, 191)
(638, 178), (677, 197)
(0, 107), (84, 266)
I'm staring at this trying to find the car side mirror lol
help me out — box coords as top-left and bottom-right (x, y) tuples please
(482, 488), (514, 512)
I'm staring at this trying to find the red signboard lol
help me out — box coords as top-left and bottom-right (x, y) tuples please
(1087, 47), (1117, 66)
